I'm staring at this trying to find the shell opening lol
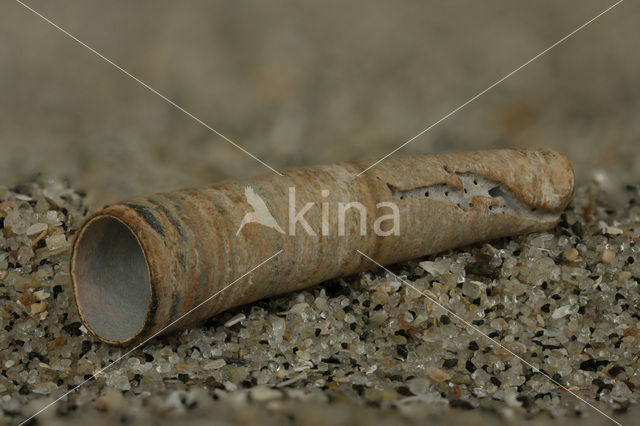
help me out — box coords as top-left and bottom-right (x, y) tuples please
(71, 215), (151, 343)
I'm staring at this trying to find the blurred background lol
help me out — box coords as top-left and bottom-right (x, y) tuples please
(0, 0), (637, 206)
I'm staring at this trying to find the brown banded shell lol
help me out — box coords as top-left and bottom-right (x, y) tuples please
(70, 148), (574, 345)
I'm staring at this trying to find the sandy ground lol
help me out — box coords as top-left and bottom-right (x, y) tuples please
(1, 1), (639, 425)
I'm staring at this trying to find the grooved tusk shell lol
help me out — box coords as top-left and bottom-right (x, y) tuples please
(70, 148), (574, 345)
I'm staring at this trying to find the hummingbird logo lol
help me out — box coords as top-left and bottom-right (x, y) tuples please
(236, 186), (285, 235)
(236, 186), (400, 237)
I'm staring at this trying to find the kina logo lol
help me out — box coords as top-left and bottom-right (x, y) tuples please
(236, 185), (399, 237)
